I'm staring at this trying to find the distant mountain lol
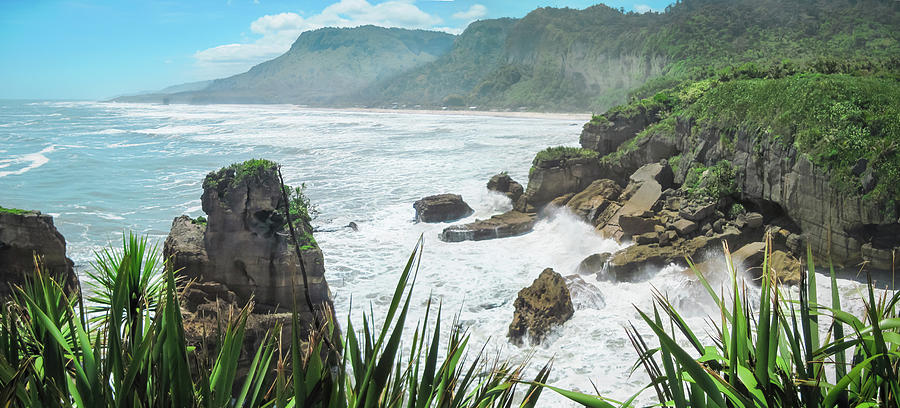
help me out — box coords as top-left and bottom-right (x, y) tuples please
(376, 0), (898, 112)
(116, 26), (454, 104)
(121, 0), (898, 111)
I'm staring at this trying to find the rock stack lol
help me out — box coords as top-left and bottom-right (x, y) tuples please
(0, 208), (79, 299)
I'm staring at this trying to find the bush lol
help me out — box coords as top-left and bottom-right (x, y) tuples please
(532, 146), (598, 168)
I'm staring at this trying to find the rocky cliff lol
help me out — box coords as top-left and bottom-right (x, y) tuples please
(521, 74), (900, 272)
(0, 208), (79, 299)
(164, 159), (335, 334)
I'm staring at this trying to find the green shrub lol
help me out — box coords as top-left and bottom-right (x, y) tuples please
(0, 205), (31, 215)
(532, 146), (598, 168)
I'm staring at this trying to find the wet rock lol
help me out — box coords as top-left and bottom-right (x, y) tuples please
(549, 193), (575, 207)
(0, 210), (79, 300)
(786, 233), (804, 255)
(413, 194), (474, 223)
(634, 232), (658, 245)
(487, 173), (524, 202)
(508, 268), (574, 345)
(347, 221), (359, 231)
(619, 214), (660, 236)
(597, 163), (667, 240)
(576, 252), (611, 275)
(440, 211), (536, 242)
(673, 219), (698, 236)
(565, 179), (621, 225)
(516, 157), (602, 212)
(733, 242), (766, 273)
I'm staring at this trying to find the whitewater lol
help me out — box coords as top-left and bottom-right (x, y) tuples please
(0, 100), (886, 406)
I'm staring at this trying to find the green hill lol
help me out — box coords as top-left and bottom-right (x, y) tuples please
(116, 26), (454, 104)
(378, 0), (897, 112)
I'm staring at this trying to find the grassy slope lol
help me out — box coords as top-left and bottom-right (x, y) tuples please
(376, 0), (899, 112)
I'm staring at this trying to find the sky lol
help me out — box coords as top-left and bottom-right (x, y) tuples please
(0, 0), (675, 100)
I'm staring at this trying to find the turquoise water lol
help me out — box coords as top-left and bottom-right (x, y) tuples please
(0, 100), (881, 405)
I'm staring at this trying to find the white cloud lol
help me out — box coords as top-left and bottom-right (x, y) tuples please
(451, 4), (486, 20)
(194, 0), (446, 78)
(633, 4), (657, 13)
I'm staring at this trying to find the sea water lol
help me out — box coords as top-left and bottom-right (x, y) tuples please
(0, 100), (888, 406)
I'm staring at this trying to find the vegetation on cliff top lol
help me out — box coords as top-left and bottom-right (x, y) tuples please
(532, 146), (598, 169)
(379, 0), (899, 111)
(596, 70), (900, 209)
(0, 206), (32, 215)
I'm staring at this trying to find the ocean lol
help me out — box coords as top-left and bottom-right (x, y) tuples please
(0, 100), (881, 405)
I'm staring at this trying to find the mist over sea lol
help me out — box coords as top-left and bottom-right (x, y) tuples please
(0, 100), (881, 405)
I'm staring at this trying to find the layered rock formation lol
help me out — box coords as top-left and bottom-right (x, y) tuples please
(487, 173), (524, 202)
(440, 211), (536, 242)
(413, 194), (474, 223)
(164, 160), (337, 374)
(518, 103), (898, 273)
(508, 268), (574, 345)
(0, 209), (78, 299)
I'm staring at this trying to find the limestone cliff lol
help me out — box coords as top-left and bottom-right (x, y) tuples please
(0, 209), (79, 299)
(164, 159), (335, 317)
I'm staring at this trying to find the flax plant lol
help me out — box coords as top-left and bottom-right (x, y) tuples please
(544, 235), (900, 407)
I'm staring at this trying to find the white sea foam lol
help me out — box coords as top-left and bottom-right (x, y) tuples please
(3, 102), (891, 407)
(0, 145), (54, 177)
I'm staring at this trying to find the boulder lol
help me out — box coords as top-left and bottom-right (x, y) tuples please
(487, 173), (524, 202)
(565, 179), (621, 225)
(413, 194), (474, 223)
(745, 212), (764, 229)
(0, 209), (79, 300)
(619, 214), (660, 236)
(769, 250), (802, 285)
(597, 163), (668, 240)
(440, 211), (536, 242)
(508, 268), (574, 345)
(576, 252), (611, 275)
(733, 242), (766, 271)
(673, 219), (698, 236)
(679, 202), (716, 222)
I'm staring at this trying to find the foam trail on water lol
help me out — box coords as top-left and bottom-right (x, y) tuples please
(0, 145), (54, 177)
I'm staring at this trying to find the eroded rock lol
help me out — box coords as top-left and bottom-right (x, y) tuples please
(508, 268), (574, 345)
(487, 173), (524, 202)
(0, 209), (79, 300)
(440, 211), (536, 242)
(413, 194), (474, 223)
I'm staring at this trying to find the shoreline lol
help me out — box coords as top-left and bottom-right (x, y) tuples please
(304, 106), (593, 121)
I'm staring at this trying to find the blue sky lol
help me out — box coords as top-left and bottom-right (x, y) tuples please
(0, 0), (675, 100)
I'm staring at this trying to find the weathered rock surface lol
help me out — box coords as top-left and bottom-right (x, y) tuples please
(576, 252), (611, 275)
(565, 179), (621, 225)
(508, 268), (574, 345)
(0, 210), (78, 299)
(440, 211), (536, 242)
(413, 194), (474, 223)
(165, 161), (335, 316)
(597, 163), (670, 240)
(487, 173), (524, 202)
(580, 106), (662, 156)
(516, 157), (602, 212)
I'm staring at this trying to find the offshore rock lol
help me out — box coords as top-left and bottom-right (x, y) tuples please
(508, 268), (574, 345)
(413, 194), (474, 223)
(440, 211), (536, 242)
(487, 173), (524, 202)
(0, 210), (79, 300)
(164, 160), (335, 317)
